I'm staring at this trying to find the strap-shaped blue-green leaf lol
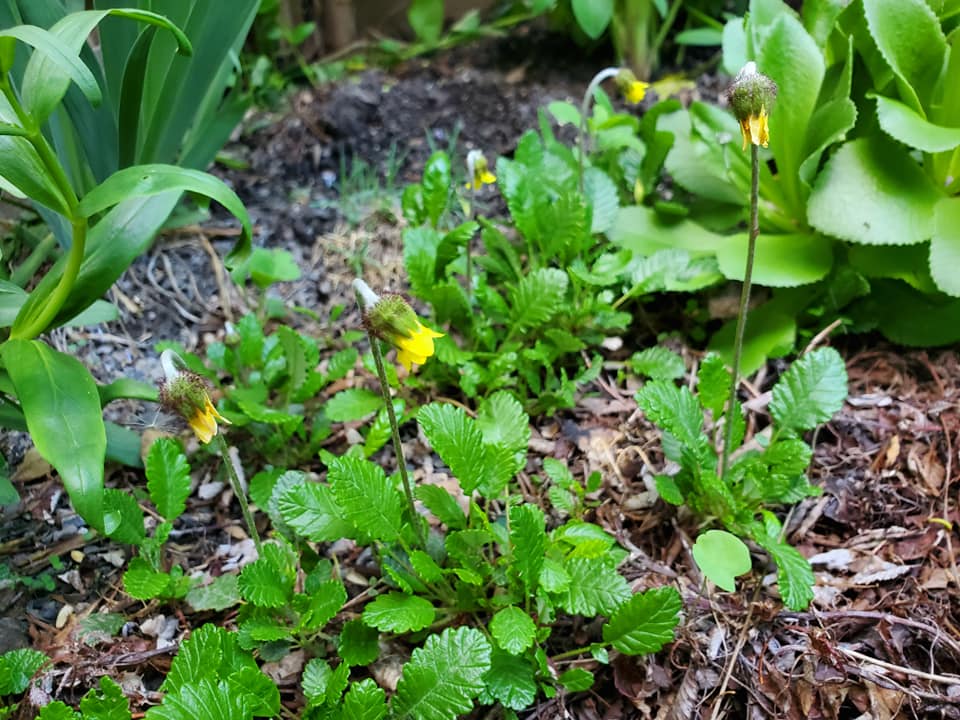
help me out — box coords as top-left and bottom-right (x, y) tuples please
(21, 9), (190, 125)
(77, 165), (251, 267)
(0, 134), (71, 215)
(0, 24), (100, 108)
(1, 338), (105, 532)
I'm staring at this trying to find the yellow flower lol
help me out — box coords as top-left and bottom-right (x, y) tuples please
(159, 349), (231, 444)
(615, 68), (649, 105)
(395, 323), (445, 371)
(465, 149), (496, 191)
(738, 106), (770, 150)
(353, 279), (444, 371)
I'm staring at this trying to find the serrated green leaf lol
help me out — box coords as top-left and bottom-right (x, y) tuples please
(329, 455), (403, 542)
(363, 592), (435, 633)
(338, 619), (381, 667)
(226, 666), (280, 717)
(510, 505), (546, 593)
(103, 488), (145, 545)
(238, 609), (292, 642)
(238, 543), (295, 608)
(489, 607), (536, 655)
(872, 94), (960, 153)
(326, 388), (383, 422)
(418, 403), (489, 495)
(769, 347), (847, 433)
(601, 586), (681, 654)
(697, 354), (730, 419)
(160, 624), (258, 695)
(410, 550), (444, 583)
(756, 534), (815, 611)
(392, 627), (492, 720)
(931, 197), (960, 297)
(300, 580), (346, 631)
(0, 648), (48, 694)
(146, 677), (253, 720)
(507, 268), (568, 331)
(557, 667), (594, 692)
(277, 482), (353, 542)
(186, 574), (240, 612)
(476, 391), (529, 452)
(630, 347), (685, 381)
(538, 557), (570, 593)
(77, 613), (126, 646)
(146, 438), (191, 521)
(559, 558), (631, 616)
(123, 557), (171, 600)
(483, 649), (537, 711)
(37, 703), (79, 720)
(343, 679), (388, 720)
(584, 167), (619, 234)
(691, 531), (752, 592)
(414, 485), (467, 529)
(79, 676), (130, 720)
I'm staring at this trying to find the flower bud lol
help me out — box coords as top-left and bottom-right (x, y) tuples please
(159, 349), (230, 444)
(615, 68), (649, 105)
(727, 62), (777, 150)
(353, 278), (444, 371)
(465, 149), (496, 191)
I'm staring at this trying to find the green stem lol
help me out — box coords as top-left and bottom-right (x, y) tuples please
(466, 186), (475, 303)
(719, 143), (759, 481)
(551, 644), (600, 662)
(216, 433), (262, 555)
(651, 0), (685, 57)
(357, 293), (426, 548)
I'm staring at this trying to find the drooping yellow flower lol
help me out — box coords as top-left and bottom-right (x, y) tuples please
(465, 149), (496, 191)
(615, 68), (649, 105)
(738, 106), (770, 150)
(159, 349), (231, 444)
(353, 279), (444, 371)
(727, 62), (777, 152)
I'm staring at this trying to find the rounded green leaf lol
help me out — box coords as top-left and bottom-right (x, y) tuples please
(572, 0), (613, 39)
(691, 530), (752, 592)
(1, 339), (105, 531)
(489, 606), (536, 655)
(807, 137), (941, 246)
(716, 232), (833, 287)
(362, 592), (435, 633)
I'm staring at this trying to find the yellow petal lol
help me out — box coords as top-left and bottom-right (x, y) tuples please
(480, 170), (496, 186)
(394, 323), (444, 370)
(625, 81), (648, 104)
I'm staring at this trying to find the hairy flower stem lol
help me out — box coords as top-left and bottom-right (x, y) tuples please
(578, 67), (620, 193)
(357, 292), (426, 547)
(719, 144), (760, 481)
(216, 434), (262, 555)
(466, 186), (475, 303)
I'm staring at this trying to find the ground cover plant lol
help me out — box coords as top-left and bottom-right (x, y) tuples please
(3, 2), (960, 719)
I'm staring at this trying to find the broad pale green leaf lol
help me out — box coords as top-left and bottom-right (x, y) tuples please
(186, 574), (240, 612)
(483, 649), (537, 711)
(558, 668), (594, 692)
(716, 233), (833, 287)
(709, 302), (797, 376)
(0, 24), (101, 107)
(145, 437), (190, 521)
(76, 165), (252, 268)
(584, 167), (619, 234)
(2, 339), (105, 531)
(476, 391), (529, 453)
(572, 0), (613, 38)
(610, 205), (723, 256)
(408, 0), (444, 44)
(808, 138), (941, 246)
(862, 0), (946, 112)
(123, 557), (171, 600)
(548, 100), (581, 126)
(362, 592), (435, 633)
(601, 586), (681, 654)
(277, 482), (354, 542)
(510, 504), (546, 592)
(338, 618), (381, 666)
(146, 677), (253, 720)
(931, 197), (960, 296)
(507, 268), (568, 330)
(559, 558), (632, 616)
(0, 648), (48, 695)
(418, 403), (489, 495)
(872, 94), (960, 153)
(392, 626), (492, 720)
(858, 279), (960, 346)
(103, 488), (144, 545)
(798, 97), (857, 190)
(769, 347), (847, 432)
(691, 531), (752, 592)
(489, 606), (536, 655)
(328, 455), (403, 542)
(325, 387), (383, 422)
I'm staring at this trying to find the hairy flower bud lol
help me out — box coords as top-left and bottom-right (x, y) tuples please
(159, 349), (230, 444)
(465, 149), (496, 191)
(615, 68), (649, 105)
(353, 278), (443, 371)
(727, 62), (777, 150)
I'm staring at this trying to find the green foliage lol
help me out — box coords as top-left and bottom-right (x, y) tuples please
(601, 587), (684, 654)
(638, 348), (847, 608)
(0, 648), (48, 695)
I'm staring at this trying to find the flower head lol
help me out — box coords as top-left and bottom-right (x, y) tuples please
(465, 149), (496, 191)
(727, 61), (777, 150)
(615, 68), (649, 105)
(353, 279), (444, 371)
(159, 349), (231, 444)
